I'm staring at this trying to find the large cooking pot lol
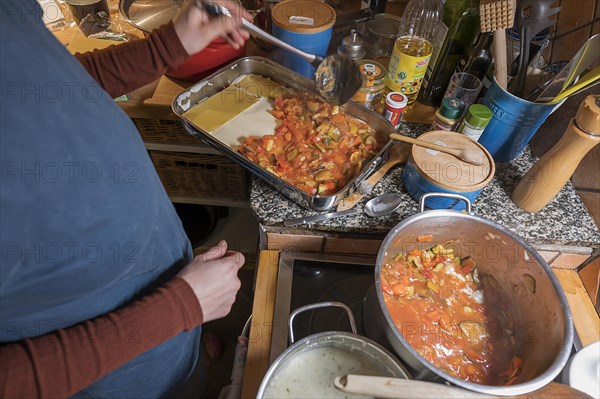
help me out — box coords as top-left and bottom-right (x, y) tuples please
(368, 193), (574, 396)
(256, 302), (410, 399)
(119, 0), (245, 81)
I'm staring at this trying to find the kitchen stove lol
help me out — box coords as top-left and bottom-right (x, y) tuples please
(270, 252), (379, 363)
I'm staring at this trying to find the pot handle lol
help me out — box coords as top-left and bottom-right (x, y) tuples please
(288, 302), (357, 344)
(419, 193), (472, 214)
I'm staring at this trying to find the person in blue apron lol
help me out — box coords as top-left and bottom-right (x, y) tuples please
(0, 0), (250, 397)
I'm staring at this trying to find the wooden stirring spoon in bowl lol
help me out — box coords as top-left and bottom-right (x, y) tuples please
(334, 374), (593, 399)
(390, 133), (484, 166)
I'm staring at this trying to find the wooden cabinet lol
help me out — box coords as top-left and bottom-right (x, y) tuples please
(119, 77), (251, 207)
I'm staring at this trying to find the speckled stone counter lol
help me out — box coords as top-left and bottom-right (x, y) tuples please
(250, 122), (600, 249)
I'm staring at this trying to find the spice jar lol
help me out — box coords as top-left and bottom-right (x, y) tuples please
(457, 104), (493, 141)
(351, 60), (387, 112)
(384, 92), (408, 130)
(431, 97), (465, 131)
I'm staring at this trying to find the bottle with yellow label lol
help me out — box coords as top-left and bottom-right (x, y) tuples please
(384, 0), (441, 112)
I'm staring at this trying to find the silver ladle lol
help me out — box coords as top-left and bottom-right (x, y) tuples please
(283, 193), (403, 227)
(200, 2), (362, 104)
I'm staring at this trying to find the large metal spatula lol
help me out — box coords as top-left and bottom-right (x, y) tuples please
(199, 2), (361, 104)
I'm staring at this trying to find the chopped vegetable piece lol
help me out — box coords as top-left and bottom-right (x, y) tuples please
(524, 274), (536, 294)
(417, 234), (433, 242)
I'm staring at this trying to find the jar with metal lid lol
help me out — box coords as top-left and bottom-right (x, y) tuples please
(351, 60), (387, 112)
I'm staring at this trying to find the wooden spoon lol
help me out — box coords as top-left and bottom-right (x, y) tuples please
(334, 374), (593, 399)
(390, 133), (484, 166)
(337, 142), (410, 211)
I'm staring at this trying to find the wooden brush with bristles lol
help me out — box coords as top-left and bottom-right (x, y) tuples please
(480, 0), (516, 90)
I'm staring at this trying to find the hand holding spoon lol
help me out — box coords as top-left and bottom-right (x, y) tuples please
(200, 2), (361, 104)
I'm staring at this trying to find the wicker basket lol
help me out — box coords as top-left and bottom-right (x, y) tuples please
(150, 150), (249, 200)
(132, 117), (200, 145)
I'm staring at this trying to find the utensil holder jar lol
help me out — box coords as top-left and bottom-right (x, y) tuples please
(478, 78), (559, 162)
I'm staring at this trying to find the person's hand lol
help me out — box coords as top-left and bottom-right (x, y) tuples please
(173, 0), (251, 56)
(178, 240), (245, 323)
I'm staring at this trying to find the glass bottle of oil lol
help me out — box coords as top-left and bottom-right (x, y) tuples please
(384, 0), (441, 112)
(418, 0), (480, 106)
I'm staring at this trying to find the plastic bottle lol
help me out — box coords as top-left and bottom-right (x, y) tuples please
(455, 32), (493, 82)
(384, 0), (442, 112)
(431, 97), (465, 131)
(418, 0), (480, 107)
(457, 104), (492, 141)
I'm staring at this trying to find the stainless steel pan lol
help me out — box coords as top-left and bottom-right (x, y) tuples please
(172, 56), (394, 211)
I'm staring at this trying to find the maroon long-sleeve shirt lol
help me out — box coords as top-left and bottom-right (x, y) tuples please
(0, 23), (204, 398)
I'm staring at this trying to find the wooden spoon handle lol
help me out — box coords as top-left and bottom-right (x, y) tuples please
(334, 375), (495, 399)
(390, 133), (462, 157)
(494, 29), (508, 90)
(336, 158), (398, 211)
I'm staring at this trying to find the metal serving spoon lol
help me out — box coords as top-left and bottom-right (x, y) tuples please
(200, 2), (361, 104)
(283, 193), (403, 227)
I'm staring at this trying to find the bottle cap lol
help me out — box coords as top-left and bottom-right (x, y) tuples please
(386, 92), (408, 108)
(439, 97), (465, 120)
(464, 104), (493, 129)
(356, 60), (386, 87)
(337, 30), (366, 60)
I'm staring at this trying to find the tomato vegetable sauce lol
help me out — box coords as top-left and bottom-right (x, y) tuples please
(239, 95), (384, 196)
(381, 243), (523, 385)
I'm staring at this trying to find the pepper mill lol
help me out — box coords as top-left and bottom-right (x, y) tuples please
(512, 95), (600, 213)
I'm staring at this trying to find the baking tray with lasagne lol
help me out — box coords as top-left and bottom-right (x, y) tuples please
(172, 57), (394, 211)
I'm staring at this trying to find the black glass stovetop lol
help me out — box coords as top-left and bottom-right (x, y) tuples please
(270, 252), (378, 362)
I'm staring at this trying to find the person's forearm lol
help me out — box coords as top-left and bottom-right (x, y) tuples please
(0, 277), (202, 398)
(75, 22), (189, 98)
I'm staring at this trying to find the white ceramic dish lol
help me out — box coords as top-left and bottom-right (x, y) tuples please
(561, 341), (600, 398)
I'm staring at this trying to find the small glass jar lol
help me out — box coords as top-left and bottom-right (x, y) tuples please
(351, 59), (387, 112)
(384, 91), (408, 130)
(431, 97), (465, 131)
(365, 13), (402, 66)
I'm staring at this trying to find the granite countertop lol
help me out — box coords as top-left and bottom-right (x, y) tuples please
(250, 122), (600, 249)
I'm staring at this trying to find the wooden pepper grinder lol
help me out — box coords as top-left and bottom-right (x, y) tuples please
(512, 95), (600, 213)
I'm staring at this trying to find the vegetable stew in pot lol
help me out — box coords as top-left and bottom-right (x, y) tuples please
(381, 239), (523, 385)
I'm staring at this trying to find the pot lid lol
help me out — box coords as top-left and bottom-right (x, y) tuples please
(409, 131), (495, 191)
(119, 0), (183, 32)
(272, 0), (335, 34)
